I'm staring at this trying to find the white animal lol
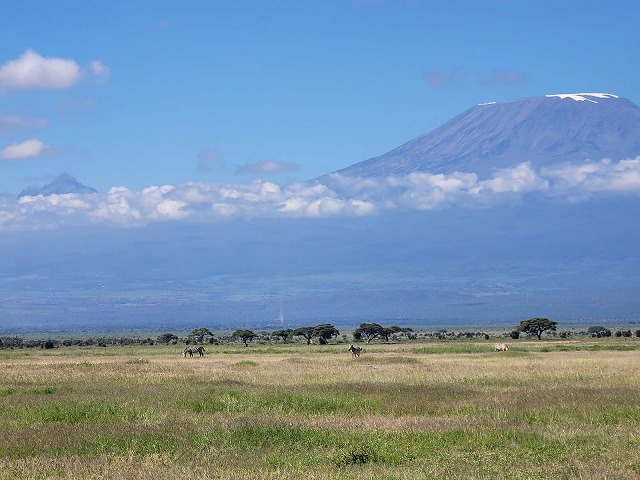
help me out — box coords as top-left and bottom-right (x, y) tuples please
(494, 343), (509, 352)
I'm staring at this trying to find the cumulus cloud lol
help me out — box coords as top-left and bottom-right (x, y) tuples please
(1, 157), (639, 231)
(0, 49), (109, 92)
(0, 49), (81, 91)
(0, 138), (50, 160)
(476, 162), (548, 194)
(543, 158), (640, 194)
(235, 160), (298, 175)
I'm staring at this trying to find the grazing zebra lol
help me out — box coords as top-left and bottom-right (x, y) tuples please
(494, 343), (509, 352)
(182, 346), (206, 357)
(348, 344), (362, 357)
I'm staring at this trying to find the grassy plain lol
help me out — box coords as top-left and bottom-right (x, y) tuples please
(1, 339), (640, 479)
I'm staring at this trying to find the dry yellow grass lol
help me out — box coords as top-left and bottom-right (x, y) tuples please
(1, 341), (640, 479)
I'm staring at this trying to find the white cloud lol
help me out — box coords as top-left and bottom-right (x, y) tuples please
(235, 160), (298, 175)
(477, 162), (549, 194)
(155, 199), (188, 219)
(0, 138), (50, 160)
(91, 187), (142, 223)
(543, 157), (640, 193)
(0, 49), (81, 91)
(18, 193), (91, 211)
(89, 60), (110, 83)
(1, 157), (639, 231)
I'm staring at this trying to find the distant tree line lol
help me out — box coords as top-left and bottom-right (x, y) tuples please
(3, 320), (640, 349)
(0, 336), (157, 349)
(352, 323), (413, 343)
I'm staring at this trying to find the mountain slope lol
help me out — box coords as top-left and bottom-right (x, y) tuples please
(17, 173), (97, 198)
(333, 93), (640, 178)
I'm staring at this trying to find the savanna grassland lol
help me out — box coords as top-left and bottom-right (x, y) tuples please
(1, 340), (640, 479)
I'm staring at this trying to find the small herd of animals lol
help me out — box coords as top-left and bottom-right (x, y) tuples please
(182, 343), (510, 357)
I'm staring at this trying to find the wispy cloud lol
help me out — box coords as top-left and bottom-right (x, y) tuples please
(234, 160), (298, 175)
(89, 60), (110, 84)
(0, 115), (49, 136)
(487, 70), (529, 85)
(424, 67), (465, 89)
(0, 138), (51, 160)
(197, 148), (223, 173)
(1, 157), (639, 231)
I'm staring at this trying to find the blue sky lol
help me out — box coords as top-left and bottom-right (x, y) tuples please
(0, 0), (640, 193)
(2, 1), (640, 331)
(1, 0), (638, 196)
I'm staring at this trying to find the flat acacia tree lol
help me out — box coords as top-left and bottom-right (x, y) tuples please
(353, 323), (384, 343)
(293, 325), (339, 344)
(380, 325), (411, 342)
(516, 317), (558, 340)
(313, 324), (339, 344)
(588, 326), (611, 338)
(232, 329), (256, 347)
(272, 329), (294, 342)
(189, 328), (214, 343)
(293, 327), (315, 345)
(157, 333), (178, 344)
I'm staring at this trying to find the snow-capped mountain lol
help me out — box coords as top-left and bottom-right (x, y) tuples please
(332, 93), (640, 178)
(17, 173), (97, 198)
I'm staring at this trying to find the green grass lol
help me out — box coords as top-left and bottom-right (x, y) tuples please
(19, 400), (146, 425)
(0, 386), (57, 397)
(177, 388), (376, 415)
(410, 344), (494, 354)
(1, 339), (640, 479)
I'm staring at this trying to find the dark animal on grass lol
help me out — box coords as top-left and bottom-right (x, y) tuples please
(183, 346), (206, 357)
(494, 343), (509, 352)
(348, 344), (362, 357)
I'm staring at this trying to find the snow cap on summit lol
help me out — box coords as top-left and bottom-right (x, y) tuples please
(546, 93), (619, 103)
(329, 92), (640, 179)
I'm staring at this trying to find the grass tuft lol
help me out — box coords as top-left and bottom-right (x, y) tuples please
(21, 401), (144, 425)
(125, 357), (149, 364)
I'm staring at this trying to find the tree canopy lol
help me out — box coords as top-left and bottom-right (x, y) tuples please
(293, 324), (339, 344)
(272, 329), (294, 342)
(189, 328), (214, 342)
(353, 323), (412, 343)
(380, 325), (410, 342)
(353, 323), (384, 343)
(232, 329), (256, 347)
(157, 333), (178, 344)
(293, 327), (315, 344)
(516, 318), (558, 340)
(313, 324), (339, 344)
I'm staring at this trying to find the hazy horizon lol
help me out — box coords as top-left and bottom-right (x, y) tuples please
(1, 1), (639, 335)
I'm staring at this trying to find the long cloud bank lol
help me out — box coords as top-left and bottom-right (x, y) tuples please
(1, 157), (639, 231)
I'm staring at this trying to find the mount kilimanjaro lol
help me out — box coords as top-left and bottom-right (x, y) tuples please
(330, 93), (640, 178)
(3, 93), (640, 334)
